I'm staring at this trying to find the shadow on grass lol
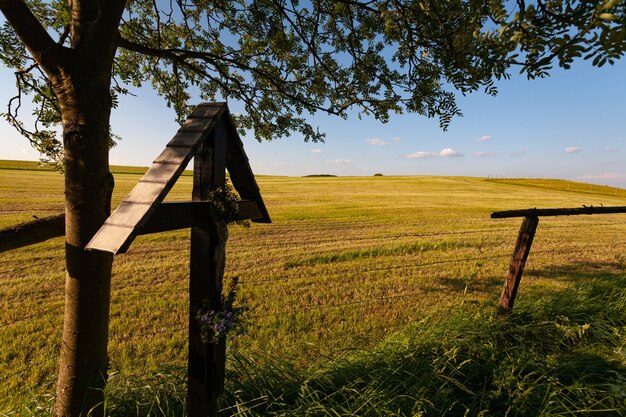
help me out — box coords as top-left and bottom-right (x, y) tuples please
(99, 271), (625, 416)
(527, 260), (625, 281)
(219, 272), (626, 416)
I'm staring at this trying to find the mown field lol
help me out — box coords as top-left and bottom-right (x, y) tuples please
(1, 161), (626, 414)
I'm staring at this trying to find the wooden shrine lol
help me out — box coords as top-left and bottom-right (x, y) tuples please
(86, 102), (270, 416)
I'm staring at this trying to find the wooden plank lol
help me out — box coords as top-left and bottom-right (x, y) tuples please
(167, 131), (207, 148)
(154, 145), (197, 165)
(498, 216), (539, 315)
(141, 161), (186, 183)
(125, 181), (169, 204)
(180, 117), (217, 133)
(136, 200), (261, 235)
(491, 206), (626, 219)
(224, 114), (271, 223)
(103, 202), (152, 228)
(85, 224), (135, 254)
(0, 214), (64, 252)
(189, 102), (226, 119)
(211, 117), (227, 188)
(139, 202), (205, 234)
(235, 200), (262, 221)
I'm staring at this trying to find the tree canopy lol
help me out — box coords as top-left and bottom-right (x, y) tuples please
(0, 0), (626, 159)
(2, 0), (621, 164)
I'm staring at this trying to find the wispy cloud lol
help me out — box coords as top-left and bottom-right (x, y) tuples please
(406, 151), (436, 159)
(310, 148), (325, 154)
(475, 135), (492, 143)
(392, 137), (402, 144)
(330, 158), (354, 164)
(366, 138), (388, 146)
(581, 172), (626, 179)
(565, 146), (580, 154)
(473, 151), (496, 158)
(605, 146), (620, 152)
(440, 148), (463, 157)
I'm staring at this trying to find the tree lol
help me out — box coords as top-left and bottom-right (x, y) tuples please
(0, 0), (623, 415)
(502, 0), (626, 77)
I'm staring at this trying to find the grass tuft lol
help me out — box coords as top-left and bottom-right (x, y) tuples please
(220, 276), (626, 416)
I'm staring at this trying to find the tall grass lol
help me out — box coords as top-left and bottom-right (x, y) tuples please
(12, 274), (619, 417)
(218, 275), (626, 416)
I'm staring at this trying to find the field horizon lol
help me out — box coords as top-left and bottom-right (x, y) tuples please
(2, 158), (626, 192)
(1, 160), (625, 414)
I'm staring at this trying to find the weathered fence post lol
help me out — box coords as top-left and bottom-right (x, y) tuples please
(498, 215), (539, 314)
(188, 116), (228, 417)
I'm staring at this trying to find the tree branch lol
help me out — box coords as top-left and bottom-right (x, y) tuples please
(92, 0), (128, 50)
(0, 0), (61, 70)
(333, 0), (378, 14)
(116, 35), (346, 116)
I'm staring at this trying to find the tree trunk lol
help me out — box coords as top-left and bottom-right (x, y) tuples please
(53, 68), (115, 417)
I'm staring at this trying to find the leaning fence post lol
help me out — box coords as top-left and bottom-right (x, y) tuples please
(498, 215), (539, 314)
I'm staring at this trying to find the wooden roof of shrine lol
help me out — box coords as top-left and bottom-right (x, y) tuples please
(86, 102), (270, 255)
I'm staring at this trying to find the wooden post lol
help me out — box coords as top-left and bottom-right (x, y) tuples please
(83, 103), (270, 415)
(498, 216), (539, 315)
(188, 117), (228, 417)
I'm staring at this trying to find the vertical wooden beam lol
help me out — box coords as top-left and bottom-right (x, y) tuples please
(498, 216), (539, 315)
(188, 117), (228, 417)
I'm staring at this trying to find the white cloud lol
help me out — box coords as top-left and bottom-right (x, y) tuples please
(439, 148), (463, 157)
(473, 151), (496, 158)
(310, 148), (324, 154)
(406, 151), (436, 159)
(366, 138), (388, 146)
(475, 135), (492, 142)
(565, 146), (580, 154)
(581, 172), (626, 179)
(330, 158), (354, 164)
(392, 137), (402, 144)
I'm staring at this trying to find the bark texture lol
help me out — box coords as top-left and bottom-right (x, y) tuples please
(52, 64), (116, 416)
(0, 1), (127, 415)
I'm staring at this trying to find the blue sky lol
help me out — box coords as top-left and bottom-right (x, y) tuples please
(1, 58), (625, 187)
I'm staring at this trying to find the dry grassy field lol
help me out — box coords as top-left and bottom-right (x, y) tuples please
(1, 162), (625, 411)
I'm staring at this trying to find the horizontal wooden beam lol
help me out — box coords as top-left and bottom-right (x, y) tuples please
(0, 199), (262, 253)
(491, 206), (626, 219)
(0, 214), (64, 252)
(137, 199), (262, 235)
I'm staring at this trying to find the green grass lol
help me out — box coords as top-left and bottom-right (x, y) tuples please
(20, 276), (624, 416)
(285, 239), (478, 268)
(1, 161), (626, 414)
(215, 277), (626, 416)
